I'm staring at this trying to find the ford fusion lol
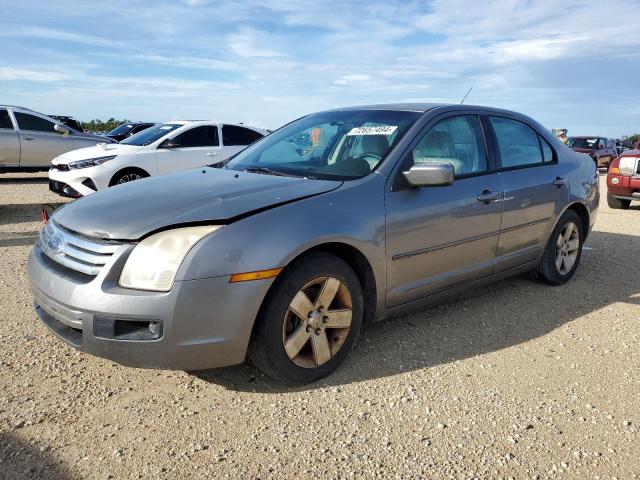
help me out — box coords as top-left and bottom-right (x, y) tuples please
(28, 104), (599, 384)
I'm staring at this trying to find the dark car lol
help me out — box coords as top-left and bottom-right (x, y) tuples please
(49, 115), (84, 132)
(105, 122), (155, 142)
(567, 136), (618, 168)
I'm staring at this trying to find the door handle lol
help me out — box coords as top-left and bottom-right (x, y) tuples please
(20, 136), (34, 141)
(476, 190), (501, 203)
(206, 152), (219, 157)
(553, 176), (567, 187)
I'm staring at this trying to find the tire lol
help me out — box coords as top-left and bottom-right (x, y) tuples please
(607, 192), (631, 210)
(109, 168), (149, 187)
(248, 252), (363, 384)
(536, 210), (584, 286)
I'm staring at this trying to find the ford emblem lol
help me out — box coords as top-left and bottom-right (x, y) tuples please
(46, 234), (64, 254)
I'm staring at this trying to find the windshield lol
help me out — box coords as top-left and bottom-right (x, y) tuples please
(567, 137), (599, 149)
(225, 110), (421, 180)
(121, 123), (182, 146)
(108, 124), (135, 136)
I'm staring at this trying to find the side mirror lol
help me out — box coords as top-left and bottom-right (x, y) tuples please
(159, 139), (180, 149)
(402, 162), (454, 187)
(54, 124), (69, 136)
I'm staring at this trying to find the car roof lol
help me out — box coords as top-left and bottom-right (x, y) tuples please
(568, 135), (604, 139)
(322, 102), (539, 117)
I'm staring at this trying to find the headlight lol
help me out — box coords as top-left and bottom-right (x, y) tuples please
(119, 226), (222, 291)
(68, 155), (116, 170)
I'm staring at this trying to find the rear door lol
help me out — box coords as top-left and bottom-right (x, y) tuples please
(13, 111), (74, 167)
(487, 115), (569, 271)
(0, 108), (20, 166)
(221, 125), (264, 159)
(156, 125), (221, 175)
(385, 113), (504, 307)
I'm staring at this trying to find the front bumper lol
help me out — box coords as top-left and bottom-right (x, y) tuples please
(27, 242), (272, 370)
(49, 167), (99, 197)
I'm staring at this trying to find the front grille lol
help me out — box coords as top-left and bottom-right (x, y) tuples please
(39, 221), (122, 276)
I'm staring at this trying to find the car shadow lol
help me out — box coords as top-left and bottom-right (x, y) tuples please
(0, 203), (65, 226)
(0, 432), (72, 479)
(193, 230), (640, 393)
(0, 176), (49, 184)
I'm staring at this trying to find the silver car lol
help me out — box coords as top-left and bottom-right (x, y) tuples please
(27, 104), (599, 384)
(0, 105), (114, 172)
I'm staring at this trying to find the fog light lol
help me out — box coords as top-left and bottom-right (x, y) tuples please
(611, 177), (620, 185)
(149, 321), (161, 336)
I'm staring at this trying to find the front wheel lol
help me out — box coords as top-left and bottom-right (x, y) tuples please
(607, 192), (631, 210)
(109, 168), (149, 187)
(536, 210), (584, 286)
(249, 252), (363, 384)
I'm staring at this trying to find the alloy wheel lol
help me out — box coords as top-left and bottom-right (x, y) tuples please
(282, 276), (352, 368)
(117, 173), (142, 184)
(555, 221), (580, 275)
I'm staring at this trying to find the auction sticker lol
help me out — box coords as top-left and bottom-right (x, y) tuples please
(347, 126), (397, 136)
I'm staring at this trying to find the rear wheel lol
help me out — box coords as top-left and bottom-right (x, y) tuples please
(249, 252), (363, 384)
(109, 168), (149, 187)
(607, 192), (631, 210)
(536, 210), (584, 286)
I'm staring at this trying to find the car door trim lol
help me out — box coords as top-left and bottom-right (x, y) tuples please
(391, 217), (550, 261)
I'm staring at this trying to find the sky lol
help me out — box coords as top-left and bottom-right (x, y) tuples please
(0, 0), (639, 137)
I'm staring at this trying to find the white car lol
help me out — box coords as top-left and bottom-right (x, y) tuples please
(48, 121), (267, 197)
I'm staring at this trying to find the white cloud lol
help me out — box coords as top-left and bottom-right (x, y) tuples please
(334, 74), (372, 86)
(0, 67), (70, 82)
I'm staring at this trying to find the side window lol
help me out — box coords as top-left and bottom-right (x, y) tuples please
(172, 126), (219, 147)
(14, 112), (57, 133)
(490, 117), (543, 168)
(540, 136), (555, 163)
(0, 109), (13, 129)
(411, 115), (487, 176)
(222, 125), (264, 146)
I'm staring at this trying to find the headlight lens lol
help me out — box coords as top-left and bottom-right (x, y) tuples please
(119, 226), (222, 291)
(68, 155), (116, 170)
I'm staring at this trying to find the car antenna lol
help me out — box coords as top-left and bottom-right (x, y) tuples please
(460, 86), (473, 104)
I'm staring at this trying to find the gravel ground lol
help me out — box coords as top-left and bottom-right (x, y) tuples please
(0, 172), (638, 479)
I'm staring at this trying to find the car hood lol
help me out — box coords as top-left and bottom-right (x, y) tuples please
(52, 144), (144, 164)
(52, 168), (343, 240)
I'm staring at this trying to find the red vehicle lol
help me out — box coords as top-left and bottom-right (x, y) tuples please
(607, 151), (640, 209)
(567, 136), (618, 167)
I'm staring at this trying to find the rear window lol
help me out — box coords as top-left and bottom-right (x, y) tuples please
(222, 125), (264, 146)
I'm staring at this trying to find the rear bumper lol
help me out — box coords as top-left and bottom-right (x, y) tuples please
(27, 243), (271, 371)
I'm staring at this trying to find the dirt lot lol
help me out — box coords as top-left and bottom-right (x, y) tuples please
(0, 172), (638, 479)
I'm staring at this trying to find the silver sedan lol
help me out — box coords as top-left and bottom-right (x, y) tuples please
(27, 103), (599, 384)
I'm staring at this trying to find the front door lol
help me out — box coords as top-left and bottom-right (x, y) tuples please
(13, 111), (73, 167)
(157, 125), (222, 175)
(385, 114), (503, 307)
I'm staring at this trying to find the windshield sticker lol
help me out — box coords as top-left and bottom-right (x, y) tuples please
(347, 126), (397, 136)
(159, 125), (174, 130)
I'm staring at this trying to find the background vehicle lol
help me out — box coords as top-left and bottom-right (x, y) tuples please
(29, 104), (598, 384)
(0, 105), (115, 172)
(606, 150), (640, 209)
(48, 115), (84, 132)
(105, 122), (156, 142)
(567, 136), (618, 167)
(48, 120), (267, 197)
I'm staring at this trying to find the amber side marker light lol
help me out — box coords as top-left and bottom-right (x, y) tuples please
(610, 167), (620, 174)
(229, 268), (283, 283)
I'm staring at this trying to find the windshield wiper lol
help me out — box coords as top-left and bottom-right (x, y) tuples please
(244, 167), (297, 177)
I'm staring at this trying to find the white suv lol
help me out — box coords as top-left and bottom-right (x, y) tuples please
(48, 121), (267, 197)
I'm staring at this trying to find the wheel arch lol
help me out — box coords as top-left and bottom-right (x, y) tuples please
(261, 242), (378, 326)
(565, 201), (590, 240)
(108, 167), (150, 187)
